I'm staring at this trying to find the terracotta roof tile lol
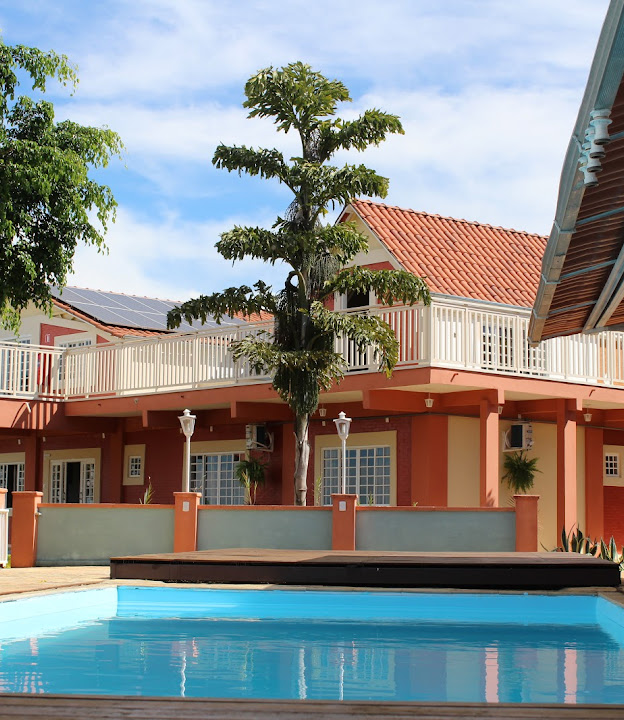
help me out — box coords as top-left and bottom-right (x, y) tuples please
(350, 200), (547, 307)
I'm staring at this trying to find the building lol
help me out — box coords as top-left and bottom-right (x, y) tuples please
(1, 200), (624, 551)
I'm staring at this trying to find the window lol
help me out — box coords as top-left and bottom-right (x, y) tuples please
(321, 446), (391, 506)
(190, 452), (245, 505)
(605, 453), (620, 477)
(50, 460), (96, 503)
(128, 456), (142, 478)
(0, 462), (24, 508)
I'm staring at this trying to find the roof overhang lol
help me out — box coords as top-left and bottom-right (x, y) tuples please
(530, 0), (624, 343)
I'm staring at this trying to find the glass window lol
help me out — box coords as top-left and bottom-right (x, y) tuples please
(605, 453), (620, 477)
(322, 446), (391, 506)
(190, 452), (245, 505)
(128, 456), (142, 477)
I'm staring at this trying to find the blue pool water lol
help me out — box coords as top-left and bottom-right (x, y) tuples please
(0, 587), (623, 703)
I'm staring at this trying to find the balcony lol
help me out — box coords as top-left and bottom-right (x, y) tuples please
(1, 299), (623, 401)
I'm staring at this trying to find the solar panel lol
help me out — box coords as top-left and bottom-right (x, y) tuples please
(51, 287), (243, 333)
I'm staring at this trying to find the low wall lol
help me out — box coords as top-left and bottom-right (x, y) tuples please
(356, 507), (516, 551)
(36, 504), (175, 565)
(197, 506), (332, 550)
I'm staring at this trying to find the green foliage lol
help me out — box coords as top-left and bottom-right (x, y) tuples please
(235, 456), (268, 505)
(502, 451), (540, 494)
(554, 526), (624, 570)
(168, 62), (430, 504)
(0, 35), (123, 330)
(139, 482), (154, 505)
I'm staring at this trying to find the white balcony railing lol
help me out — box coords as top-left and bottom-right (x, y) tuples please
(1, 300), (624, 401)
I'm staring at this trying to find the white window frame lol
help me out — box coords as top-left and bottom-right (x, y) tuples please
(321, 445), (391, 506)
(50, 459), (96, 503)
(128, 455), (142, 478)
(190, 452), (245, 505)
(605, 453), (620, 478)
(0, 462), (25, 497)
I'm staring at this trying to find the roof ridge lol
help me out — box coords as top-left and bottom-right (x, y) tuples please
(351, 199), (546, 239)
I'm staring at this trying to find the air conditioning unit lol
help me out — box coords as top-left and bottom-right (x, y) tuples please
(245, 424), (274, 452)
(504, 422), (533, 452)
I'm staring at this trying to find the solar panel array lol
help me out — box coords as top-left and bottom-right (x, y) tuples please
(51, 287), (246, 332)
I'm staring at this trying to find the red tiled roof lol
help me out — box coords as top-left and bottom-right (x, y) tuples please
(350, 200), (547, 308)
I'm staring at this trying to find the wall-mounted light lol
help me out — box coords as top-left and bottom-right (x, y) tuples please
(584, 412), (592, 423)
(319, 407), (327, 418)
(498, 405), (504, 415)
(209, 426), (214, 433)
(424, 394), (434, 409)
(385, 417), (389, 423)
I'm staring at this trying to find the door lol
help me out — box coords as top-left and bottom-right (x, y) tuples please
(50, 460), (96, 503)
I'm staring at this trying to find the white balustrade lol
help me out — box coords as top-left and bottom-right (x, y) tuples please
(2, 302), (624, 400)
(0, 508), (8, 567)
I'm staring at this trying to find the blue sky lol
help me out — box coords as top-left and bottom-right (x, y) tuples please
(0, 0), (611, 302)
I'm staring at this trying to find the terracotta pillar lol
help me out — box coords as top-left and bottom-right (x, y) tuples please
(0, 488), (6, 509)
(281, 423), (295, 505)
(11, 491), (42, 567)
(480, 399), (499, 507)
(23, 434), (40, 492)
(411, 415), (448, 506)
(514, 494), (539, 551)
(557, 399), (577, 534)
(173, 491), (201, 553)
(332, 493), (357, 550)
(585, 427), (604, 540)
(104, 426), (124, 503)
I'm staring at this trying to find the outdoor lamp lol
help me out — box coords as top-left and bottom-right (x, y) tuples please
(584, 411), (592, 423)
(178, 408), (197, 493)
(424, 395), (434, 408)
(333, 411), (352, 495)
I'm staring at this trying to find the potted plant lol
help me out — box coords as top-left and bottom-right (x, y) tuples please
(502, 451), (540, 494)
(235, 456), (268, 505)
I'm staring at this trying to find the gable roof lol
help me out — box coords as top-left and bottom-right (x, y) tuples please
(348, 199), (547, 308)
(51, 286), (247, 338)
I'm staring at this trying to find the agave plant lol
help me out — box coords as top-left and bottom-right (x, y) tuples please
(554, 526), (624, 570)
(502, 451), (540, 493)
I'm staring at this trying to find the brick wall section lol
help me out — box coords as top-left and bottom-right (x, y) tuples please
(306, 415), (412, 506)
(604, 486), (624, 547)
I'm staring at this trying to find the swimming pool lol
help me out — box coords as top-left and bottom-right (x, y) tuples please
(0, 586), (623, 703)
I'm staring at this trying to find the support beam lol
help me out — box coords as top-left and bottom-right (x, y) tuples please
(585, 427), (604, 540)
(104, 426), (124, 503)
(441, 389), (504, 411)
(230, 401), (292, 422)
(557, 399), (578, 534)
(480, 399), (499, 507)
(363, 390), (430, 413)
(23, 434), (40, 492)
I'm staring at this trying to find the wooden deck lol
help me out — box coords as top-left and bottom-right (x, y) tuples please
(2, 695), (624, 719)
(109, 549), (622, 589)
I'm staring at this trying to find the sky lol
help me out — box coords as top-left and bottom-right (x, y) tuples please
(0, 0), (612, 304)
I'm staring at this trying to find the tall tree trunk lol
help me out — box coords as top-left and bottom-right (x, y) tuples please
(294, 413), (310, 505)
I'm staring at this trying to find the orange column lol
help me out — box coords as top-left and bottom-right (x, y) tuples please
(281, 423), (295, 505)
(514, 494), (539, 551)
(557, 399), (577, 534)
(332, 493), (357, 550)
(411, 415), (448, 506)
(0, 488), (6, 509)
(173, 491), (201, 553)
(11, 491), (42, 567)
(480, 399), (499, 507)
(585, 427), (604, 540)
(23, 434), (40, 491)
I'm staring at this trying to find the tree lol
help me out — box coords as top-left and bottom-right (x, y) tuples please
(168, 62), (430, 505)
(0, 37), (122, 330)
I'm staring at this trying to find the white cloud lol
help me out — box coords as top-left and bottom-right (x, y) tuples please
(68, 206), (288, 300)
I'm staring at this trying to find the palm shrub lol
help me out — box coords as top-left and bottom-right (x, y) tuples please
(502, 451), (540, 494)
(168, 62), (430, 504)
(235, 456), (268, 505)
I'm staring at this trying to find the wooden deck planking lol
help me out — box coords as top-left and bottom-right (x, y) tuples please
(110, 549), (622, 589)
(1, 696), (624, 719)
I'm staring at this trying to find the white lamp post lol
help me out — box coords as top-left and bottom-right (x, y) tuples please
(333, 411), (352, 494)
(178, 408), (196, 493)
